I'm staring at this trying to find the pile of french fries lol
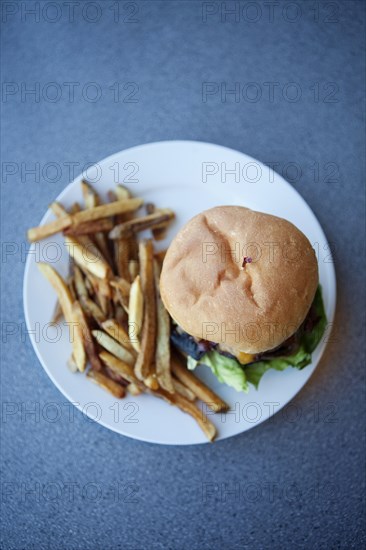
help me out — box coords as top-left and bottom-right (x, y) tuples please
(27, 180), (229, 441)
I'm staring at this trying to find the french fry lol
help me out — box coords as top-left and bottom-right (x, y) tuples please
(115, 304), (128, 326)
(73, 266), (88, 300)
(68, 276), (77, 301)
(100, 351), (143, 388)
(171, 353), (229, 413)
(146, 203), (170, 241)
(109, 209), (175, 239)
(84, 277), (94, 297)
(128, 275), (143, 352)
(127, 382), (143, 396)
(64, 218), (114, 236)
(73, 197), (143, 225)
(128, 260), (139, 281)
(154, 249), (167, 265)
(104, 365), (129, 386)
(92, 330), (135, 366)
(114, 184), (131, 200)
(154, 388), (216, 442)
(81, 297), (106, 325)
(154, 262), (174, 393)
(110, 277), (131, 297)
(172, 379), (196, 401)
(87, 370), (126, 398)
(49, 201), (68, 218)
(81, 179), (99, 208)
(28, 216), (71, 242)
(134, 240), (156, 381)
(81, 180), (115, 268)
(27, 198), (143, 242)
(37, 263), (86, 371)
(101, 319), (135, 352)
(115, 238), (130, 280)
(144, 374), (159, 390)
(72, 301), (102, 371)
(64, 236), (110, 280)
(67, 354), (78, 373)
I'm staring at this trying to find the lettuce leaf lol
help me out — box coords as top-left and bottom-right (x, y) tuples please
(301, 286), (327, 354)
(187, 353), (249, 393)
(187, 286), (327, 392)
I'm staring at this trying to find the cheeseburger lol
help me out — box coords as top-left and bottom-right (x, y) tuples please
(160, 206), (326, 392)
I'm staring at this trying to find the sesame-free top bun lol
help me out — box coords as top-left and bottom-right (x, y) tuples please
(160, 206), (319, 354)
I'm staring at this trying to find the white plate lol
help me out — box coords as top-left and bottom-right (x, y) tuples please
(23, 141), (336, 445)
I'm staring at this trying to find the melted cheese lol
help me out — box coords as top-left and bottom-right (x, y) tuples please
(236, 351), (255, 365)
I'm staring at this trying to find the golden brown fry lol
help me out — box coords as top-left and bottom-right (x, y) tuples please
(81, 180), (115, 268)
(114, 184), (131, 200)
(28, 216), (71, 242)
(87, 370), (126, 398)
(154, 249), (167, 265)
(171, 353), (229, 413)
(64, 236), (110, 280)
(73, 266), (88, 300)
(49, 201), (68, 218)
(128, 260), (139, 281)
(107, 190), (117, 203)
(73, 198), (143, 225)
(38, 263), (86, 371)
(110, 277), (131, 296)
(81, 297), (106, 325)
(64, 218), (114, 236)
(172, 379), (196, 401)
(154, 388), (216, 442)
(27, 198), (143, 242)
(128, 275), (143, 352)
(84, 277), (94, 297)
(109, 209), (175, 240)
(72, 301), (102, 371)
(127, 382), (142, 396)
(92, 330), (135, 366)
(146, 203), (169, 241)
(144, 374), (159, 390)
(115, 238), (130, 280)
(134, 240), (156, 381)
(100, 351), (143, 387)
(67, 354), (78, 373)
(68, 276), (77, 301)
(95, 232), (114, 268)
(154, 262), (174, 393)
(115, 304), (128, 325)
(101, 319), (135, 352)
(104, 365), (128, 385)
(81, 179), (99, 208)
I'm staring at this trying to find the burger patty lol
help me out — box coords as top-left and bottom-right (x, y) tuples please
(170, 301), (321, 366)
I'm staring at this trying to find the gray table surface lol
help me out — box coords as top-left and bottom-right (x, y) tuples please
(1, 1), (365, 548)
